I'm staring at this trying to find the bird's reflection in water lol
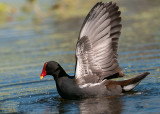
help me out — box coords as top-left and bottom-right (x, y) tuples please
(56, 96), (123, 114)
(79, 96), (123, 114)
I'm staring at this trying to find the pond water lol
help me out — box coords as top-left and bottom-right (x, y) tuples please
(0, 0), (160, 113)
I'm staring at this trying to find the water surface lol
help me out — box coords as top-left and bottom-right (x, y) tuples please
(0, 0), (160, 113)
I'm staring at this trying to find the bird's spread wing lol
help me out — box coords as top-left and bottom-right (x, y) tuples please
(75, 2), (123, 84)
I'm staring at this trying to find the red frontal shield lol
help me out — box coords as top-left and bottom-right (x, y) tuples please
(40, 63), (47, 80)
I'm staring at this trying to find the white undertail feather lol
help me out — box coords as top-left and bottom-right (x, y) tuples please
(123, 82), (140, 91)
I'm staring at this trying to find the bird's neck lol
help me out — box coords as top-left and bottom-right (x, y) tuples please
(53, 66), (69, 80)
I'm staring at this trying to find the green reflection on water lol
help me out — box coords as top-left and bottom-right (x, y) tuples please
(1, 101), (18, 113)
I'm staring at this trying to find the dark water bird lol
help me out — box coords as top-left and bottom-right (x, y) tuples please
(40, 2), (150, 99)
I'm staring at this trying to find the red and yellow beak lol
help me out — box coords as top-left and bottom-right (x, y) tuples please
(40, 63), (47, 80)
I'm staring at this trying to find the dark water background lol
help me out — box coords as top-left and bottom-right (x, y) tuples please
(0, 0), (160, 113)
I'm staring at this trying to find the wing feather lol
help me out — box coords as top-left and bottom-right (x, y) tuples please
(75, 2), (123, 84)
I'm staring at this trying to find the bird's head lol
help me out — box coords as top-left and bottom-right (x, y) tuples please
(40, 61), (60, 80)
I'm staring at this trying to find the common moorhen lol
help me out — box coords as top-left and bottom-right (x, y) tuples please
(40, 2), (150, 99)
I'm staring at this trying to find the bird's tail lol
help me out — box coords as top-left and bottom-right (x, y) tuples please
(121, 72), (150, 91)
(107, 72), (150, 92)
